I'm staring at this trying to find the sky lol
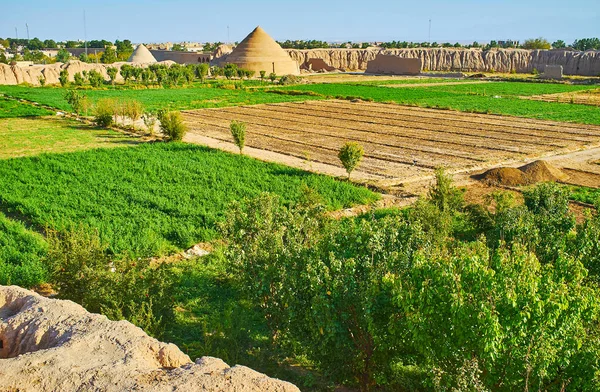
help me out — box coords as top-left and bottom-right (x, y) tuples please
(1, 0), (598, 45)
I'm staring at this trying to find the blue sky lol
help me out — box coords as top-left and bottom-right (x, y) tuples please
(1, 0), (598, 44)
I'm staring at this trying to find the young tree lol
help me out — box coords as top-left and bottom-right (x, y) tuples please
(259, 70), (266, 83)
(224, 63), (238, 80)
(338, 142), (364, 179)
(269, 72), (277, 83)
(120, 64), (133, 83)
(87, 70), (104, 87)
(195, 63), (209, 82)
(38, 75), (46, 87)
(73, 72), (85, 86)
(64, 90), (85, 115)
(552, 39), (566, 49)
(106, 67), (118, 85)
(157, 110), (187, 141)
(59, 69), (69, 87)
(229, 120), (246, 154)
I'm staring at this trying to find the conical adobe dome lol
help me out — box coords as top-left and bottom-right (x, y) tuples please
(128, 44), (157, 63)
(224, 26), (299, 75)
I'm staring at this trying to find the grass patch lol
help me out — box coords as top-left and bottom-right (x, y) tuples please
(0, 96), (53, 118)
(0, 143), (378, 257)
(281, 82), (600, 124)
(0, 117), (138, 159)
(566, 185), (600, 205)
(0, 84), (323, 112)
(0, 212), (47, 287)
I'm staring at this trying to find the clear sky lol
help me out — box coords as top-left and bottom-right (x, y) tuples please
(1, 0), (598, 44)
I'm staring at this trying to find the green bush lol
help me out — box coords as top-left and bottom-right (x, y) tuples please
(229, 120), (246, 153)
(59, 69), (69, 87)
(94, 98), (115, 127)
(338, 142), (364, 179)
(87, 70), (104, 87)
(46, 225), (175, 338)
(158, 110), (187, 141)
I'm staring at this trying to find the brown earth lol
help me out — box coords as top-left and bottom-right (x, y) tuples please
(182, 100), (600, 186)
(0, 285), (299, 392)
(286, 48), (600, 76)
(478, 160), (569, 186)
(524, 89), (600, 107)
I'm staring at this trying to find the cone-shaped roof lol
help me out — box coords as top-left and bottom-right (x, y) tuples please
(224, 26), (299, 75)
(128, 44), (157, 63)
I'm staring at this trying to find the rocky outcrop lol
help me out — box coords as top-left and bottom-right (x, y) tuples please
(287, 48), (600, 76)
(0, 285), (299, 392)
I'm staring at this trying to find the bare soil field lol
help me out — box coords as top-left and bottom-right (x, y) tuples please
(182, 100), (600, 187)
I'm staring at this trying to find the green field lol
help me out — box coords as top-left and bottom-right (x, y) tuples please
(0, 117), (137, 159)
(0, 143), (377, 258)
(280, 82), (600, 124)
(0, 84), (321, 112)
(0, 96), (53, 118)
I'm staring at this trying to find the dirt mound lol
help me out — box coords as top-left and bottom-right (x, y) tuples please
(0, 285), (299, 392)
(478, 160), (569, 186)
(479, 167), (527, 186)
(520, 160), (569, 183)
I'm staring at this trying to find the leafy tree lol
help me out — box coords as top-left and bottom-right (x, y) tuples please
(157, 110), (187, 141)
(229, 120), (246, 153)
(338, 142), (364, 179)
(73, 72), (85, 86)
(120, 64), (133, 83)
(100, 47), (117, 64)
(172, 43), (186, 51)
(64, 89), (86, 114)
(79, 52), (89, 62)
(93, 98), (115, 127)
(64, 40), (79, 48)
(223, 63), (238, 79)
(87, 70), (104, 87)
(210, 65), (223, 77)
(43, 39), (57, 48)
(572, 37), (600, 51)
(259, 70), (266, 82)
(56, 48), (71, 63)
(0, 51), (8, 64)
(115, 39), (133, 60)
(522, 37), (552, 49)
(106, 67), (118, 85)
(269, 72), (277, 83)
(552, 39), (566, 48)
(195, 63), (209, 82)
(38, 75), (46, 87)
(58, 69), (69, 87)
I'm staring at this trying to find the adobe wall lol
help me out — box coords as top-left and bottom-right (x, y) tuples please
(365, 55), (421, 75)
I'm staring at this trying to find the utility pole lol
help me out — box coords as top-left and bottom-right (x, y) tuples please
(428, 19), (432, 44)
(26, 23), (30, 42)
(15, 27), (18, 40)
(84, 10), (88, 56)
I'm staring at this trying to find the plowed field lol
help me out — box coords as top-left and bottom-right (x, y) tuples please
(182, 100), (600, 183)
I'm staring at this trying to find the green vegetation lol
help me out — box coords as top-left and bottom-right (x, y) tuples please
(0, 143), (377, 258)
(567, 185), (600, 205)
(0, 212), (47, 287)
(229, 120), (246, 153)
(158, 110), (187, 141)
(0, 83), (322, 112)
(220, 179), (600, 391)
(0, 96), (53, 118)
(0, 117), (135, 159)
(282, 82), (600, 124)
(338, 142), (364, 179)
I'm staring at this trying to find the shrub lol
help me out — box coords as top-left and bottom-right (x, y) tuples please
(142, 112), (157, 135)
(106, 67), (118, 85)
(64, 89), (86, 114)
(123, 99), (144, 122)
(269, 72), (277, 83)
(229, 120), (246, 153)
(278, 74), (302, 85)
(94, 98), (116, 127)
(158, 110), (187, 141)
(38, 75), (46, 87)
(56, 48), (70, 63)
(338, 142), (364, 179)
(87, 70), (104, 87)
(46, 225), (175, 338)
(73, 72), (85, 86)
(223, 63), (238, 79)
(259, 70), (266, 82)
(59, 69), (69, 87)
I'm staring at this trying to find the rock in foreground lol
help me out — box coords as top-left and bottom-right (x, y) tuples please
(0, 285), (298, 392)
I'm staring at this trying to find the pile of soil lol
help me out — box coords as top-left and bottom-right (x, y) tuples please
(520, 160), (569, 183)
(479, 167), (526, 186)
(478, 160), (568, 186)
